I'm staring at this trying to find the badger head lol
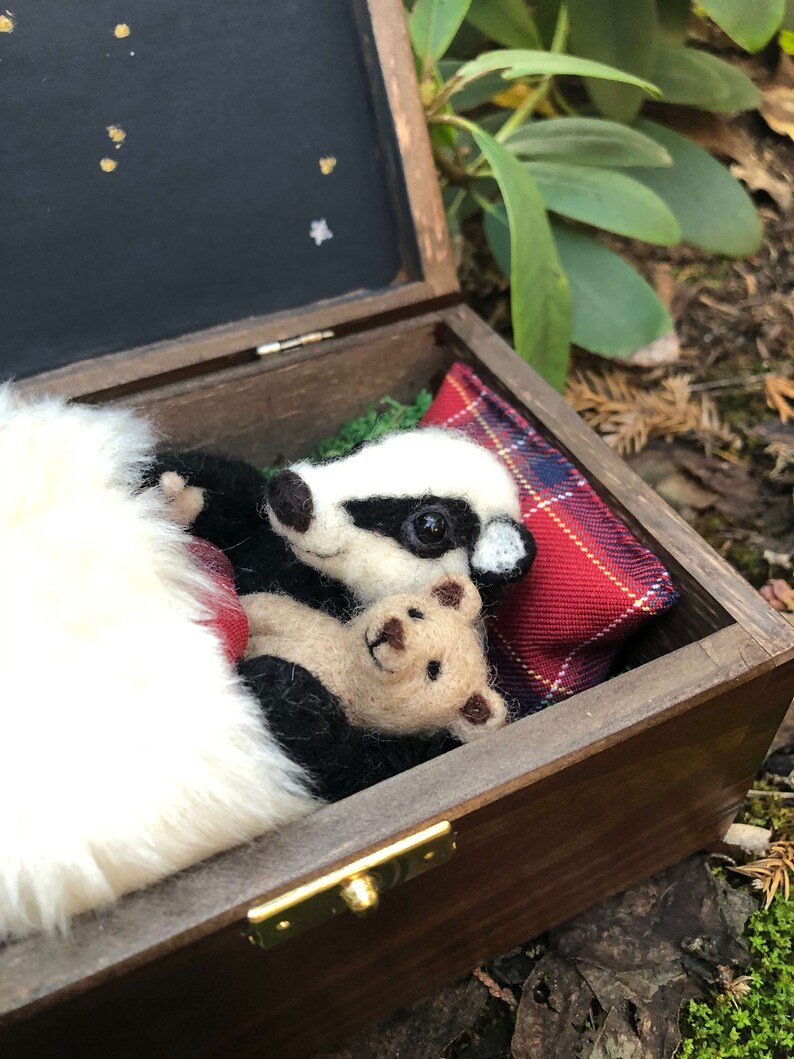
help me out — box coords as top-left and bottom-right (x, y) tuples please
(265, 428), (535, 605)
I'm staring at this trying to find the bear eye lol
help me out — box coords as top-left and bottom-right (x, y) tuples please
(426, 660), (442, 681)
(408, 607), (424, 620)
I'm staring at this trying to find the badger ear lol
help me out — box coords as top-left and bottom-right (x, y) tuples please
(430, 576), (481, 621)
(471, 518), (535, 584)
(450, 690), (508, 742)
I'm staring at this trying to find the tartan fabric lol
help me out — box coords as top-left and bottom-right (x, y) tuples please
(421, 363), (678, 716)
(186, 537), (250, 665)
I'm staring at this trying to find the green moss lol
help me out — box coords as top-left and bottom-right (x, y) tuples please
(737, 788), (794, 840)
(262, 391), (432, 475)
(670, 259), (733, 285)
(679, 898), (794, 1059)
(307, 391), (432, 461)
(723, 539), (769, 586)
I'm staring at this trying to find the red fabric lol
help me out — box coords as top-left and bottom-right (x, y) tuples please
(186, 537), (249, 665)
(421, 363), (678, 716)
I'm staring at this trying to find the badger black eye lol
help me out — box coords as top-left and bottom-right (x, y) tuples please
(402, 507), (453, 557)
(426, 660), (442, 681)
(414, 511), (447, 544)
(408, 607), (424, 620)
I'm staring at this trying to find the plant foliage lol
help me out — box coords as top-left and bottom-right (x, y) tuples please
(407, 0), (772, 388)
(680, 897), (794, 1059)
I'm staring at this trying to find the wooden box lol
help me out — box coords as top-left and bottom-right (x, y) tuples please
(2, 2), (793, 1056)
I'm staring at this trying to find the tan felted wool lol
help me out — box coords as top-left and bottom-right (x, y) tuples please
(242, 575), (507, 741)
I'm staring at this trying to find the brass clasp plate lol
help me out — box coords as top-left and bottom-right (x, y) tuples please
(246, 820), (455, 949)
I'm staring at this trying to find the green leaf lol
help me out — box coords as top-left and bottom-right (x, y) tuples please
(466, 0), (542, 48)
(454, 49), (661, 99)
(655, 0), (692, 45)
(533, 0), (563, 47)
(700, 0), (785, 53)
(625, 120), (762, 256)
(523, 161), (681, 244)
(651, 45), (761, 110)
(551, 221), (672, 357)
(483, 204), (512, 272)
(485, 210), (670, 358)
(505, 117), (672, 167)
(409, 0), (473, 63)
(437, 59), (507, 110)
(472, 129), (572, 389)
(567, 0), (659, 122)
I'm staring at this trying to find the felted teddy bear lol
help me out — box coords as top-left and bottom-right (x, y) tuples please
(242, 574), (507, 743)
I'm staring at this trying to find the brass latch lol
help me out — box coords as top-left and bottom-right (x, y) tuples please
(246, 821), (455, 949)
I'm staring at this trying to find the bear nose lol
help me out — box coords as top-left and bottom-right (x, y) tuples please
(380, 617), (405, 651)
(460, 694), (491, 725)
(267, 470), (313, 533)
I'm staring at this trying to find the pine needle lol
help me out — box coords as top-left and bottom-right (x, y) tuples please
(767, 441), (794, 478)
(566, 370), (733, 456)
(765, 374), (794, 425)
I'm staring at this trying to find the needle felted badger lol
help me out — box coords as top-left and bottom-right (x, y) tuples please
(243, 575), (507, 742)
(151, 428), (536, 611)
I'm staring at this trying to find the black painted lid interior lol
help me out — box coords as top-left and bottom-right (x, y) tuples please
(0, 0), (419, 379)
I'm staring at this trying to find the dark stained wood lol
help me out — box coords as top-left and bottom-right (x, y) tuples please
(441, 304), (794, 664)
(14, 281), (456, 404)
(122, 315), (449, 465)
(2, 627), (790, 1058)
(365, 0), (458, 300)
(0, 624), (778, 1022)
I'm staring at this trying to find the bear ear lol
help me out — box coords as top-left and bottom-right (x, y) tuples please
(449, 690), (507, 742)
(430, 576), (481, 621)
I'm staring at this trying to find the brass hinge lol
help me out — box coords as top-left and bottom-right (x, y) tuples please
(255, 329), (335, 357)
(246, 820), (455, 950)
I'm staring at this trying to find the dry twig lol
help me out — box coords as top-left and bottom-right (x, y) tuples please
(472, 966), (518, 1009)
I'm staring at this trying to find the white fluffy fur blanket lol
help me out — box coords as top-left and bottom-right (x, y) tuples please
(0, 388), (315, 941)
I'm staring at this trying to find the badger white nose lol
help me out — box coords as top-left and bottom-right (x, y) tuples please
(471, 519), (531, 577)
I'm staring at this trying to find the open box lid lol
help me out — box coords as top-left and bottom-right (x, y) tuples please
(1, 0), (457, 400)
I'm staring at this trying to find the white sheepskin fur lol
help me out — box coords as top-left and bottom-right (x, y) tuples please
(0, 387), (315, 942)
(269, 428), (525, 603)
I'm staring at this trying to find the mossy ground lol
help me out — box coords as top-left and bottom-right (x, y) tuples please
(680, 897), (794, 1059)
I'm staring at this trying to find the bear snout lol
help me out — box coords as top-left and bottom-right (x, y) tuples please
(268, 470), (313, 533)
(379, 617), (405, 651)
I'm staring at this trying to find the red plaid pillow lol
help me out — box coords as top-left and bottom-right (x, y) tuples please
(421, 363), (678, 716)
